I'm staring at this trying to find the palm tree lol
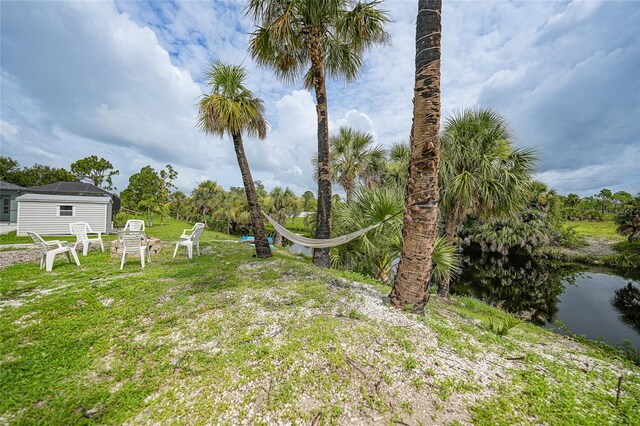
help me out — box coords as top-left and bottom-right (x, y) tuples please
(385, 141), (410, 185)
(389, 0), (442, 311)
(439, 108), (537, 245)
(246, 0), (390, 268)
(196, 61), (272, 258)
(313, 127), (385, 202)
(169, 191), (188, 220)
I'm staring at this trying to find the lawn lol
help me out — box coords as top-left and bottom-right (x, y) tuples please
(1, 238), (638, 424)
(564, 220), (625, 241)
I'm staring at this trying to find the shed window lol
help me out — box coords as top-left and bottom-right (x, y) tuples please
(59, 205), (74, 217)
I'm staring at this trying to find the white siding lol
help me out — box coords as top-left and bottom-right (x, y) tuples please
(106, 203), (113, 233)
(17, 201), (109, 236)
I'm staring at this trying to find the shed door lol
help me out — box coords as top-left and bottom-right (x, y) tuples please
(0, 196), (9, 222)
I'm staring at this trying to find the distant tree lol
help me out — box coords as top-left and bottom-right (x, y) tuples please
(197, 60), (271, 258)
(565, 193), (580, 207)
(384, 142), (410, 186)
(613, 191), (633, 207)
(120, 164), (176, 226)
(70, 155), (119, 190)
(12, 164), (76, 187)
(596, 188), (613, 215)
(301, 190), (315, 212)
(191, 180), (224, 225)
(0, 156), (20, 182)
(314, 127), (385, 203)
(247, 0), (390, 268)
(615, 194), (640, 243)
(169, 191), (189, 220)
(265, 187), (300, 243)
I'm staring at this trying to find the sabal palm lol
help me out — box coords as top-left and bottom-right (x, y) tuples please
(439, 108), (537, 244)
(391, 0), (442, 311)
(246, 0), (390, 268)
(196, 61), (272, 258)
(384, 141), (410, 185)
(313, 127), (385, 202)
(332, 185), (459, 284)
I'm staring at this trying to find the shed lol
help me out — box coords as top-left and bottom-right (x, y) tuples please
(16, 194), (113, 236)
(28, 181), (121, 213)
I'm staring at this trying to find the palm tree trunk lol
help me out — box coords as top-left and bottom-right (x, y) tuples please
(390, 0), (442, 311)
(232, 132), (272, 258)
(310, 37), (332, 268)
(445, 211), (457, 245)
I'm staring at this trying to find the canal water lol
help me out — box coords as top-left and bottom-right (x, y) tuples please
(451, 254), (640, 349)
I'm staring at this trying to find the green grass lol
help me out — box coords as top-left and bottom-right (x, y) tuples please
(1, 239), (638, 424)
(564, 220), (625, 241)
(264, 216), (312, 237)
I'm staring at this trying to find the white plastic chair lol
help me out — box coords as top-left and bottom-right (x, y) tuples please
(173, 223), (205, 259)
(69, 222), (104, 256)
(124, 219), (145, 232)
(118, 231), (148, 269)
(28, 232), (81, 272)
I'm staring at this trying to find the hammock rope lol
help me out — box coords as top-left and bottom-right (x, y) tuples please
(262, 208), (405, 249)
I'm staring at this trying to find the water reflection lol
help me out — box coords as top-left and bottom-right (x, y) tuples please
(451, 253), (640, 348)
(451, 254), (579, 324)
(612, 282), (640, 334)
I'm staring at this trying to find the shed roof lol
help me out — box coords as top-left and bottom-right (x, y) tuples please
(28, 181), (115, 196)
(0, 180), (28, 191)
(16, 193), (112, 204)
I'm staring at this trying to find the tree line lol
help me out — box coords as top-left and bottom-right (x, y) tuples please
(0, 155), (119, 190)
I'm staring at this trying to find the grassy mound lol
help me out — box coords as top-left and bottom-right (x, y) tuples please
(1, 239), (638, 424)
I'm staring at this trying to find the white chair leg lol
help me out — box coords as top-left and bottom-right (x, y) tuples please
(40, 254), (45, 270)
(196, 242), (200, 256)
(46, 253), (55, 272)
(99, 239), (104, 252)
(65, 251), (72, 263)
(70, 249), (81, 266)
(120, 253), (126, 270)
(140, 248), (146, 268)
(81, 242), (88, 256)
(173, 242), (180, 258)
(187, 244), (193, 259)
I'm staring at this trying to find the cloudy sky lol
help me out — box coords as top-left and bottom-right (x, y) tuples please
(1, 0), (638, 197)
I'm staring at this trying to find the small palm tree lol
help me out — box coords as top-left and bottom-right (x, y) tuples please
(246, 0), (390, 268)
(439, 108), (537, 245)
(196, 61), (272, 258)
(313, 127), (385, 202)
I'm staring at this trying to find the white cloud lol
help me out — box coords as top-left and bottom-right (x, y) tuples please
(1, 0), (638, 198)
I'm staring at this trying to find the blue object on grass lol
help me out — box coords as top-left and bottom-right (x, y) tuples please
(241, 236), (273, 243)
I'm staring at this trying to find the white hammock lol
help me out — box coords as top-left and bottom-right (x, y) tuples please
(262, 211), (380, 249)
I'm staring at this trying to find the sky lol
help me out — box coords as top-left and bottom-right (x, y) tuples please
(1, 0), (639, 197)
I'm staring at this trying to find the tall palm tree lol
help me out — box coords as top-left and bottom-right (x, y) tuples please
(389, 0), (442, 311)
(246, 0), (390, 267)
(313, 127), (385, 202)
(196, 61), (272, 258)
(439, 108), (537, 244)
